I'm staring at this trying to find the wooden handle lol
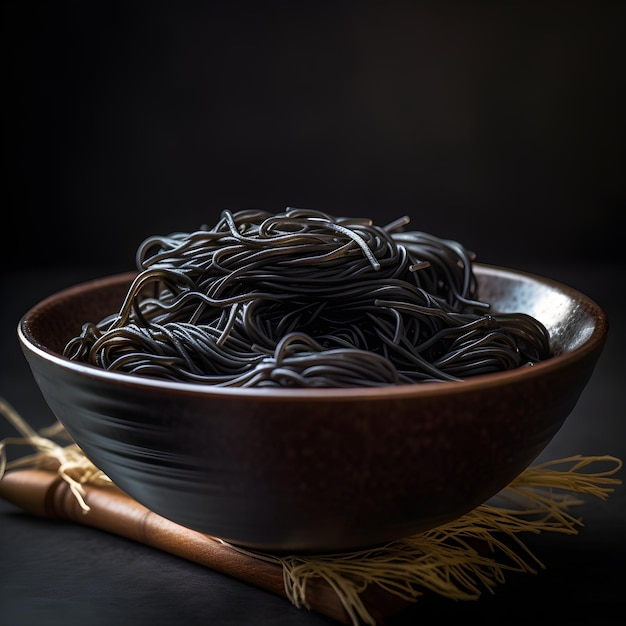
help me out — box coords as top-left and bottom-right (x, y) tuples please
(0, 469), (409, 624)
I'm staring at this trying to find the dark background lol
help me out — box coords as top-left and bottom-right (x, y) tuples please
(2, 2), (625, 625)
(3, 0), (624, 275)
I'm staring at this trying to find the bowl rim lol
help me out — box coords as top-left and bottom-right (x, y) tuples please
(18, 263), (609, 401)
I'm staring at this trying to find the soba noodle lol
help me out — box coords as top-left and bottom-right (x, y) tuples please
(63, 208), (551, 387)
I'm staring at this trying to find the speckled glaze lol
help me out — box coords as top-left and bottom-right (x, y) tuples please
(18, 264), (608, 552)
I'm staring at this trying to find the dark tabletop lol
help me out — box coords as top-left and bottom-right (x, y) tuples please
(0, 263), (624, 626)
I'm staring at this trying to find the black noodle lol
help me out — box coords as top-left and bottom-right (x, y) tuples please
(63, 208), (552, 387)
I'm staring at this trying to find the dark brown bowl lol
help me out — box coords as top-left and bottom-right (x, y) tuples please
(17, 264), (608, 552)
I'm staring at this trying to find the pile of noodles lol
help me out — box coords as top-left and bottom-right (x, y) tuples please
(63, 208), (551, 387)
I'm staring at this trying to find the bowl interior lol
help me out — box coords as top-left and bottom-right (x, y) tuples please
(476, 265), (604, 357)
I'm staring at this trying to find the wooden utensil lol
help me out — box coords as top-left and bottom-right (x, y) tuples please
(0, 468), (409, 625)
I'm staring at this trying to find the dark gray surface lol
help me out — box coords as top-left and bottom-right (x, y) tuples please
(4, 1), (624, 273)
(1, 263), (624, 625)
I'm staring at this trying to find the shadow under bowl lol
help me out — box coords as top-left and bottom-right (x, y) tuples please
(17, 264), (608, 552)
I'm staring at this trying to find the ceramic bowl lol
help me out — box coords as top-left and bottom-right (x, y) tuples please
(17, 264), (608, 552)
